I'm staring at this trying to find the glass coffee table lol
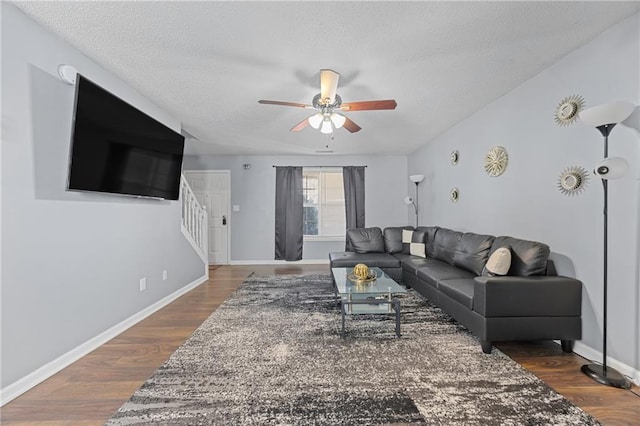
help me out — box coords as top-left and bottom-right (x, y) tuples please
(331, 267), (407, 338)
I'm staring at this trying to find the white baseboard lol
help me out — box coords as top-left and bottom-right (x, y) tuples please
(572, 341), (640, 386)
(0, 274), (209, 406)
(229, 259), (330, 265)
(5, 277), (636, 405)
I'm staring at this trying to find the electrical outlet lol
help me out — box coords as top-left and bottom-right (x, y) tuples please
(139, 277), (147, 292)
(162, 270), (168, 281)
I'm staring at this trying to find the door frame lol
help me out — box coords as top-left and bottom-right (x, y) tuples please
(184, 169), (231, 265)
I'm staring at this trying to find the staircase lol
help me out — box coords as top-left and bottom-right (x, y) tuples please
(180, 175), (208, 271)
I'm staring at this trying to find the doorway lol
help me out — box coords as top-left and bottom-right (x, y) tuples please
(183, 170), (231, 265)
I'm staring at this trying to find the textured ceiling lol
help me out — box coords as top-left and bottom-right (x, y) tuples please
(11, 1), (639, 156)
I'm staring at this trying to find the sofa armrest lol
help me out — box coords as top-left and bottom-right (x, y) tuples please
(473, 276), (582, 317)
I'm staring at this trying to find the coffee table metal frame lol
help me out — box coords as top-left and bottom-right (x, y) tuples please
(330, 267), (406, 338)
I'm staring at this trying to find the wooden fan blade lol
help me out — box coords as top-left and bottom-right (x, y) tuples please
(290, 117), (310, 132)
(341, 99), (397, 111)
(320, 69), (340, 104)
(258, 100), (312, 108)
(342, 117), (362, 133)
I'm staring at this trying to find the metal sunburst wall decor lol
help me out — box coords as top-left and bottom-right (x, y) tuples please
(450, 150), (459, 165)
(450, 187), (459, 203)
(484, 146), (508, 177)
(554, 94), (586, 127)
(557, 165), (590, 196)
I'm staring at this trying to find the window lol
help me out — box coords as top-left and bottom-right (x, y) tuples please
(303, 169), (345, 238)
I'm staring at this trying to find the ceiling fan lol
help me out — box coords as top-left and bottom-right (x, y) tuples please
(258, 69), (397, 134)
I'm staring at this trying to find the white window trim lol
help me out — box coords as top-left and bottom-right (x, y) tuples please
(303, 235), (346, 242)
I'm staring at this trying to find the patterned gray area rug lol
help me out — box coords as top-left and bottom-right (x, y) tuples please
(107, 274), (599, 425)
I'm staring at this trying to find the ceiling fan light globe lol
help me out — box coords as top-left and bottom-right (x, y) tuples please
(320, 120), (333, 134)
(330, 113), (346, 129)
(308, 112), (323, 129)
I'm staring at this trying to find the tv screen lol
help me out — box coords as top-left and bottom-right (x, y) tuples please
(67, 75), (185, 200)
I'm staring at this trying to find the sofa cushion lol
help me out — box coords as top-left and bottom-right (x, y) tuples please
(452, 232), (495, 275)
(347, 227), (385, 253)
(393, 252), (414, 263)
(431, 228), (463, 265)
(383, 226), (414, 254)
(329, 251), (401, 268)
(490, 236), (550, 276)
(415, 226), (439, 255)
(400, 256), (441, 276)
(416, 260), (474, 287)
(438, 279), (476, 310)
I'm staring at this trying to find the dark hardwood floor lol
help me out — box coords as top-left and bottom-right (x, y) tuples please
(2, 265), (639, 425)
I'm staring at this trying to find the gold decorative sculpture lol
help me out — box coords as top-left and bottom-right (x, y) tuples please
(348, 263), (377, 283)
(353, 263), (369, 279)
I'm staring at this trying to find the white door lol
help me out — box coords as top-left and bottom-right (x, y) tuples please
(184, 170), (230, 265)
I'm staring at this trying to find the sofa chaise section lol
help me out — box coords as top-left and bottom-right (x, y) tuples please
(328, 227), (406, 282)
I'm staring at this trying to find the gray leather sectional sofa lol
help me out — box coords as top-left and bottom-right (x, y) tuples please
(329, 226), (582, 354)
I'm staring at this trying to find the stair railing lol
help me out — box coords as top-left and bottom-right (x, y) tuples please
(180, 175), (208, 266)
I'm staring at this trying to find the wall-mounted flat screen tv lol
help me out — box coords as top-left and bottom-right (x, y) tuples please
(67, 75), (185, 200)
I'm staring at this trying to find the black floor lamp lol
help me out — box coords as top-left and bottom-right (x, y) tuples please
(579, 100), (634, 389)
(404, 174), (424, 227)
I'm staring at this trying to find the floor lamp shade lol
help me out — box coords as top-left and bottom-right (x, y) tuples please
(406, 175), (424, 227)
(579, 101), (634, 127)
(594, 157), (628, 180)
(579, 100), (634, 390)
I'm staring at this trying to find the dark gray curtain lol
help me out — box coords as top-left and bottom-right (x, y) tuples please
(274, 166), (303, 261)
(343, 166), (365, 250)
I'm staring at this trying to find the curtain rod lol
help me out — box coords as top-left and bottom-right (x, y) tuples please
(272, 165), (367, 168)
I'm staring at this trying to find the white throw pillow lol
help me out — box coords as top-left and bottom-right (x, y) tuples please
(410, 242), (426, 258)
(402, 230), (413, 244)
(483, 247), (511, 276)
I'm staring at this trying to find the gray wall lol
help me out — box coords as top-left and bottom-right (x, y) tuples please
(183, 155), (408, 261)
(1, 4), (205, 389)
(407, 13), (640, 371)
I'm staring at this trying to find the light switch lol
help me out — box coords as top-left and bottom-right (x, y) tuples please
(233, 205), (240, 212)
